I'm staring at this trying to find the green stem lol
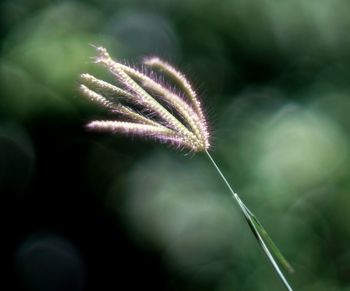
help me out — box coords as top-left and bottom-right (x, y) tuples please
(205, 150), (293, 291)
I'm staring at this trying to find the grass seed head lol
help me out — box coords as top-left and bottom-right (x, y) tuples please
(80, 46), (210, 152)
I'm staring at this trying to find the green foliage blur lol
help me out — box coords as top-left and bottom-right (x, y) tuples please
(1, 0), (350, 290)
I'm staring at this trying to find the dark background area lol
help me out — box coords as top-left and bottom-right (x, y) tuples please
(1, 0), (350, 290)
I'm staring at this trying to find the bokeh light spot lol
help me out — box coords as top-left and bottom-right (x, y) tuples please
(15, 233), (85, 291)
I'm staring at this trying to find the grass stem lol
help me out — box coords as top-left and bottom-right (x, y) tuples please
(205, 150), (293, 291)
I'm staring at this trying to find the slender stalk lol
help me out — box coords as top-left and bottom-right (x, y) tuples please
(205, 150), (293, 291)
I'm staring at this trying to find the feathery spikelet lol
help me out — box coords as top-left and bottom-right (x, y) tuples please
(79, 46), (210, 152)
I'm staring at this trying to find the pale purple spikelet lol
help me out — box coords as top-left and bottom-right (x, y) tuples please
(80, 46), (210, 152)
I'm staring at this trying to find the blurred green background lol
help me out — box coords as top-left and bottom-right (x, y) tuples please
(1, 0), (350, 290)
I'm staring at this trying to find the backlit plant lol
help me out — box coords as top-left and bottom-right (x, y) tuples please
(79, 46), (294, 290)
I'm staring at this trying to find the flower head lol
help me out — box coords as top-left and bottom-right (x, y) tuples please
(79, 46), (209, 152)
